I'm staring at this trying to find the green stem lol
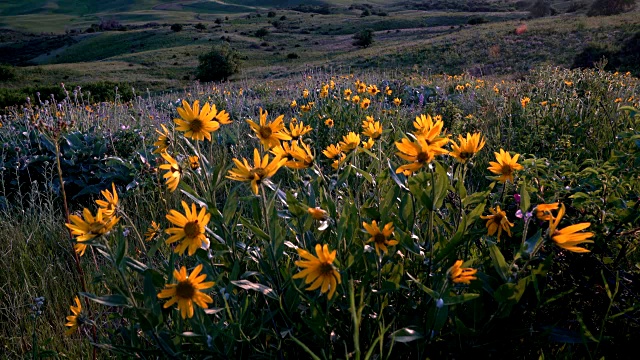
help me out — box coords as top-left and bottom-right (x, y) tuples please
(427, 167), (436, 286)
(349, 280), (361, 360)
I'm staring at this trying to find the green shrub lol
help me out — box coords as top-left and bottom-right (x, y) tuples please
(170, 23), (183, 32)
(353, 28), (374, 47)
(0, 64), (15, 81)
(255, 28), (270, 38)
(196, 45), (241, 82)
(588, 0), (636, 16)
(194, 23), (207, 31)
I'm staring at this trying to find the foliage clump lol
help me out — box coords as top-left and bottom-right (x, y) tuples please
(353, 28), (374, 48)
(196, 45), (241, 82)
(587, 0), (636, 16)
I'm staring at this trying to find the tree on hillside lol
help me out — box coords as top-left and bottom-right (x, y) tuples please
(196, 45), (241, 82)
(587, 0), (636, 16)
(353, 29), (374, 48)
(529, 0), (552, 18)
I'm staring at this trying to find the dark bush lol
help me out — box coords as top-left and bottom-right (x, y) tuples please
(267, 11), (276, 18)
(287, 52), (300, 59)
(353, 29), (374, 48)
(196, 45), (241, 82)
(255, 28), (270, 38)
(467, 16), (487, 25)
(529, 0), (552, 18)
(194, 23), (207, 31)
(587, 0), (636, 16)
(566, 1), (587, 12)
(0, 64), (15, 81)
(215, 18), (223, 24)
(170, 23), (183, 32)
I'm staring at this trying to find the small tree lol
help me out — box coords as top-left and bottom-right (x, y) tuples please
(255, 28), (270, 38)
(196, 45), (241, 82)
(353, 29), (374, 48)
(529, 0), (552, 18)
(170, 23), (183, 32)
(587, 0), (636, 16)
(194, 23), (206, 31)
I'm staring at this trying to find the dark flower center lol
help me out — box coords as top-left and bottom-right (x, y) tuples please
(176, 280), (196, 299)
(250, 167), (268, 180)
(373, 233), (387, 244)
(190, 118), (204, 133)
(501, 165), (513, 175)
(183, 220), (200, 238)
(259, 126), (273, 139)
(319, 263), (334, 276)
(417, 151), (430, 163)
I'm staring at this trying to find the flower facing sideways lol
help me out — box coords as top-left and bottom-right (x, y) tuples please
(66, 208), (120, 243)
(535, 203), (559, 221)
(548, 204), (594, 253)
(153, 124), (172, 154)
(165, 201), (211, 256)
(159, 152), (183, 192)
(95, 182), (119, 218)
(450, 133), (486, 164)
(308, 207), (328, 221)
(448, 260), (477, 284)
(145, 221), (161, 242)
(65, 296), (84, 335)
(226, 148), (286, 195)
(480, 206), (514, 242)
(293, 244), (342, 299)
(339, 132), (361, 153)
(157, 264), (214, 319)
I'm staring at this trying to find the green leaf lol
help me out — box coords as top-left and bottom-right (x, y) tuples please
(388, 160), (408, 191)
(390, 327), (423, 343)
(231, 279), (278, 300)
(79, 292), (130, 307)
(520, 179), (531, 213)
(489, 244), (510, 282)
(239, 216), (269, 241)
(443, 293), (479, 305)
(125, 256), (147, 273)
(179, 183), (207, 209)
(407, 273), (439, 299)
(223, 190), (239, 224)
(576, 312), (599, 343)
(115, 234), (127, 268)
(351, 164), (373, 183)
(521, 230), (542, 258)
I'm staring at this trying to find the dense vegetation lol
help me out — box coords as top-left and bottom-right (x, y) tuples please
(1, 65), (639, 358)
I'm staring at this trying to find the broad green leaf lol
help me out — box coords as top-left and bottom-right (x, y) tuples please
(390, 328), (423, 343)
(239, 216), (269, 241)
(79, 292), (130, 307)
(351, 164), (373, 183)
(443, 293), (479, 305)
(231, 279), (278, 300)
(489, 244), (510, 282)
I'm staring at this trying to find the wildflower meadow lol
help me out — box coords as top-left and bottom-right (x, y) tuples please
(1, 65), (639, 359)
